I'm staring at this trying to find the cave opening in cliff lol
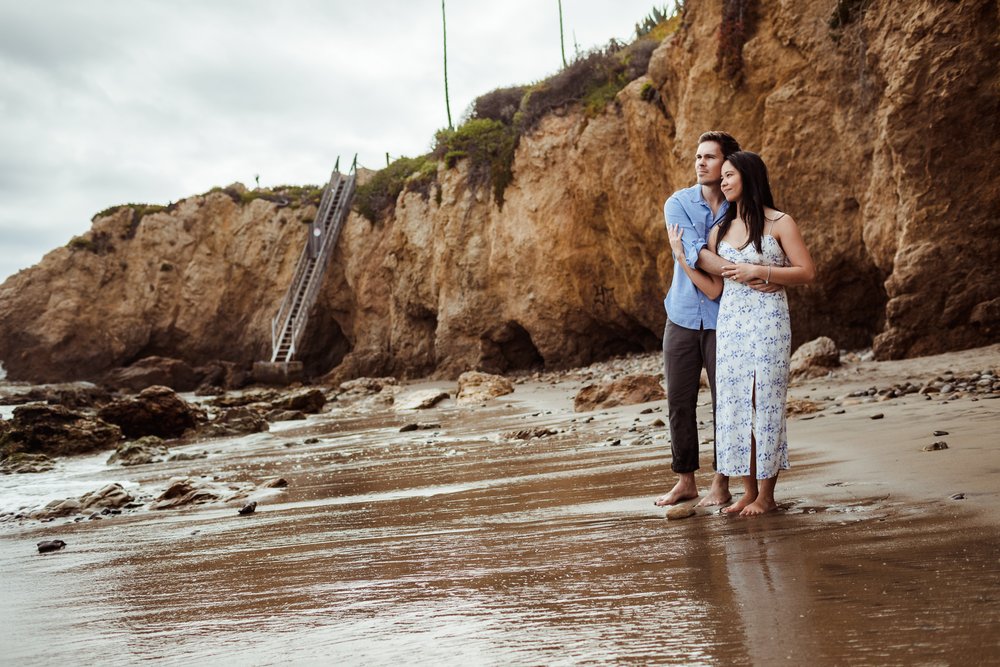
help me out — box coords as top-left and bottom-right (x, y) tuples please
(297, 307), (351, 379)
(479, 321), (544, 374)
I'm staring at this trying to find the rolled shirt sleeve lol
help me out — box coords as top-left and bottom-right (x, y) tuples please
(664, 195), (706, 270)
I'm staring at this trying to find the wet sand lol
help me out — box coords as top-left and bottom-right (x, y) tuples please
(1, 345), (999, 665)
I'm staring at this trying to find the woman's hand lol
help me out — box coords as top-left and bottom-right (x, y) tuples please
(667, 224), (685, 262)
(721, 263), (764, 284)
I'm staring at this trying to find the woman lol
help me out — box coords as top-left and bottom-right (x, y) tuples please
(667, 150), (815, 516)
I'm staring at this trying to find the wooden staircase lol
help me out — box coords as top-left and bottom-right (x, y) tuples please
(269, 166), (356, 363)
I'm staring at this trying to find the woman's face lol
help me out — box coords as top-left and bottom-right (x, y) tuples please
(720, 161), (742, 203)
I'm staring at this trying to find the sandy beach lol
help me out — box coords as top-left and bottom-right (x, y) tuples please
(0, 344), (998, 665)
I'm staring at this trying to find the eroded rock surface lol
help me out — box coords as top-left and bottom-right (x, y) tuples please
(573, 374), (665, 412)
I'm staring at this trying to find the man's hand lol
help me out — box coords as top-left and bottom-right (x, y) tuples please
(748, 279), (782, 293)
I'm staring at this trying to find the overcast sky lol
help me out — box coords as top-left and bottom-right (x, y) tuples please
(0, 1), (669, 282)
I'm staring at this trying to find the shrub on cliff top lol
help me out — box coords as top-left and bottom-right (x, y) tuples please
(353, 154), (438, 224)
(434, 119), (517, 209)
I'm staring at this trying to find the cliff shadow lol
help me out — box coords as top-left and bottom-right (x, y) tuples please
(478, 321), (544, 374)
(297, 301), (351, 379)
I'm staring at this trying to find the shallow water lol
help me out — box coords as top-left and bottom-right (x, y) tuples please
(1, 398), (998, 665)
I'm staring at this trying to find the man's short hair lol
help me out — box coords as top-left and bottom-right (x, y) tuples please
(698, 131), (741, 158)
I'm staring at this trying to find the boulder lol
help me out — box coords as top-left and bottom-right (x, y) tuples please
(270, 388), (326, 414)
(265, 409), (307, 422)
(0, 383), (113, 409)
(78, 483), (134, 510)
(0, 404), (122, 458)
(209, 389), (280, 409)
(107, 436), (169, 466)
(337, 376), (399, 398)
(0, 452), (55, 474)
(193, 359), (251, 390)
(102, 356), (200, 393)
(456, 371), (514, 404)
(573, 374), (666, 412)
(790, 337), (841, 379)
(200, 407), (269, 438)
(97, 385), (204, 439)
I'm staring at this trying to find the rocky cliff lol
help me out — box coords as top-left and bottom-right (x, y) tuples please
(1, 0), (997, 384)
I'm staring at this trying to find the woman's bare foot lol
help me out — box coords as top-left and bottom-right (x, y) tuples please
(654, 476), (699, 506)
(696, 475), (732, 507)
(722, 493), (757, 514)
(739, 498), (778, 516)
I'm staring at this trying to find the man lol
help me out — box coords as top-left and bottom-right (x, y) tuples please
(655, 130), (747, 508)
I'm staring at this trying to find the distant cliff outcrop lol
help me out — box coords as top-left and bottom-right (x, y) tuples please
(1, 0), (997, 383)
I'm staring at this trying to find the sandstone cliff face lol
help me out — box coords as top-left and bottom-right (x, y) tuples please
(1, 0), (996, 383)
(0, 190), (323, 382)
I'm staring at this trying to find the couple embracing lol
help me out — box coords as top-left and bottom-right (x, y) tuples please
(655, 131), (816, 516)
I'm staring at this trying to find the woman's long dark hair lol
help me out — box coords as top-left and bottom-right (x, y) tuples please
(717, 151), (776, 254)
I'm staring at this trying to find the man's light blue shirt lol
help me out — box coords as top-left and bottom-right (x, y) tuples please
(663, 183), (729, 330)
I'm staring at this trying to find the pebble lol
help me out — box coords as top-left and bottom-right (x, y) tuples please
(652, 418), (666, 427)
(238, 501), (257, 515)
(933, 430), (949, 436)
(950, 493), (965, 501)
(665, 506), (696, 520)
(922, 441), (948, 452)
(870, 413), (884, 420)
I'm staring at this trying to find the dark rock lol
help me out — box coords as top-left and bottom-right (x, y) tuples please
(337, 376), (399, 398)
(265, 409), (307, 422)
(0, 452), (55, 474)
(98, 385), (204, 439)
(209, 389), (280, 408)
(400, 422), (442, 433)
(270, 388), (326, 414)
(201, 407), (269, 437)
(194, 359), (251, 390)
(102, 356), (200, 393)
(107, 436), (168, 466)
(0, 404), (122, 458)
(933, 430), (949, 436)
(303, 437), (320, 444)
(502, 427), (557, 440)
(922, 441), (949, 451)
(652, 418), (666, 427)
(870, 413), (884, 420)
(37, 539), (66, 553)
(950, 492), (966, 500)
(573, 374), (665, 412)
(149, 476), (250, 510)
(264, 478), (288, 488)
(0, 383), (114, 409)
(238, 501), (257, 515)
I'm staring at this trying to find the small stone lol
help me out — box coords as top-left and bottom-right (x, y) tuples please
(922, 441), (948, 452)
(932, 430), (948, 436)
(940, 383), (954, 394)
(640, 408), (654, 414)
(833, 409), (846, 414)
(238, 501), (257, 515)
(870, 413), (884, 420)
(652, 418), (666, 427)
(950, 493), (965, 501)
(665, 506), (696, 520)
(304, 437), (320, 444)
(264, 478), (288, 488)
(37, 539), (67, 553)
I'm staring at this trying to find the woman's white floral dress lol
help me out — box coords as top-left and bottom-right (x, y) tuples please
(716, 234), (791, 479)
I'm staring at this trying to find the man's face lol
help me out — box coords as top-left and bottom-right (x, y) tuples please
(695, 141), (725, 185)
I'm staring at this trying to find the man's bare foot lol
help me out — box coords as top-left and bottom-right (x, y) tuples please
(739, 498), (778, 516)
(654, 479), (699, 506)
(696, 476), (732, 507)
(722, 493), (757, 514)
